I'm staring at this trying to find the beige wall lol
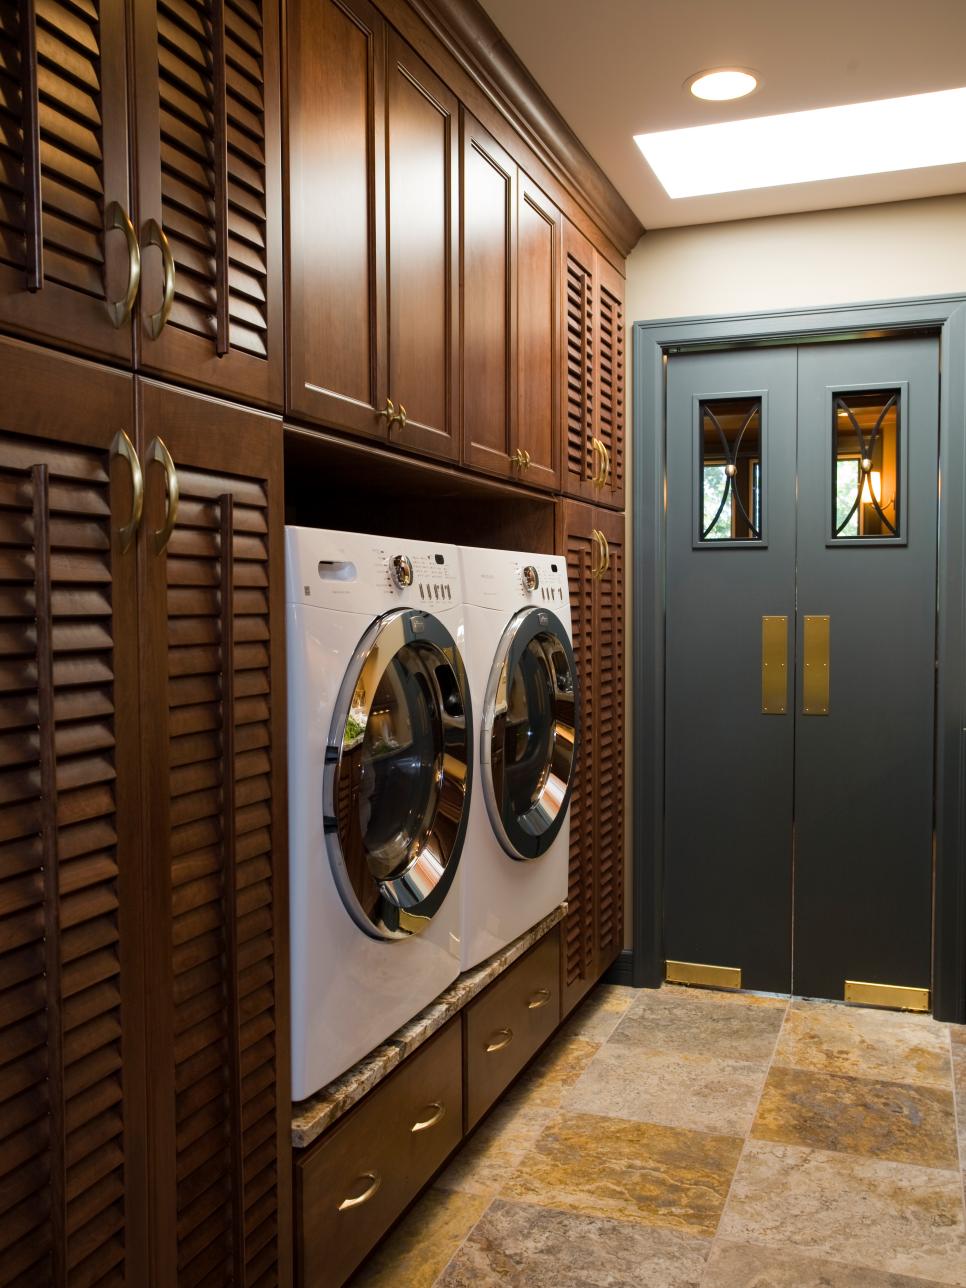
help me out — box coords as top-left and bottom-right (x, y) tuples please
(622, 193), (966, 948)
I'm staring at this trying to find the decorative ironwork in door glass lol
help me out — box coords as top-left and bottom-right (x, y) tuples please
(833, 390), (900, 539)
(699, 397), (762, 542)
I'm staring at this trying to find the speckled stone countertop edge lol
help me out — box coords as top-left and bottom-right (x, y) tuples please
(290, 903), (567, 1149)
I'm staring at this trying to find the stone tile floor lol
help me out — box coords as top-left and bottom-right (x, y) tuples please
(351, 984), (966, 1287)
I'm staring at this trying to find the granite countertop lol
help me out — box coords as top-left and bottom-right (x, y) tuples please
(291, 903), (567, 1149)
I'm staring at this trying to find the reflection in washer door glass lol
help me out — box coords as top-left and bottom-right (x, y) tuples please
(335, 641), (470, 928)
(493, 637), (575, 828)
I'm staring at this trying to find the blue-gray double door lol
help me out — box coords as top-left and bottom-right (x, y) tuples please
(664, 337), (939, 1000)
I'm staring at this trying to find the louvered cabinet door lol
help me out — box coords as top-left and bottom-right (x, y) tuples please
(385, 30), (459, 462)
(132, 0), (283, 409)
(460, 111), (517, 482)
(135, 380), (291, 1287)
(515, 172), (560, 492)
(560, 219), (596, 503)
(594, 257), (626, 510)
(286, 0), (389, 440)
(557, 499), (597, 1018)
(593, 506), (625, 972)
(0, 337), (149, 1285)
(0, 0), (135, 361)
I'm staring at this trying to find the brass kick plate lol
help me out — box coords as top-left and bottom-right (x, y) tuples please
(802, 615), (830, 715)
(666, 960), (741, 989)
(761, 616), (788, 714)
(844, 980), (930, 1012)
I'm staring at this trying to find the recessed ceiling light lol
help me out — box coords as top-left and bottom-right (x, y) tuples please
(635, 87), (966, 199)
(688, 68), (758, 101)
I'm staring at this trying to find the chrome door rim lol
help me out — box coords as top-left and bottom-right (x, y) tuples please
(481, 607), (578, 860)
(323, 609), (472, 940)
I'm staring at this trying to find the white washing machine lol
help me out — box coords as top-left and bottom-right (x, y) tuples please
(457, 545), (578, 970)
(286, 527), (472, 1100)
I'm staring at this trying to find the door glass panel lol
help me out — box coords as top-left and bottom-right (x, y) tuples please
(699, 397), (763, 542)
(833, 389), (900, 539)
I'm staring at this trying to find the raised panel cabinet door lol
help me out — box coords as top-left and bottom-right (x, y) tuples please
(286, 0), (389, 440)
(0, 337), (149, 1285)
(516, 173), (560, 491)
(135, 380), (292, 1286)
(386, 30), (459, 461)
(594, 257), (626, 510)
(132, 0), (283, 409)
(593, 506), (625, 971)
(0, 0), (135, 361)
(460, 111), (516, 482)
(556, 498), (597, 1017)
(560, 219), (596, 503)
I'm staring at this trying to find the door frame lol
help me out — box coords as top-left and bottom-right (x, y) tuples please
(631, 294), (966, 1022)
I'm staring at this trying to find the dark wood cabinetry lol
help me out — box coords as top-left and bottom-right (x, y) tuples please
(0, 337), (291, 1285)
(562, 220), (625, 510)
(461, 113), (560, 491)
(558, 499), (625, 1016)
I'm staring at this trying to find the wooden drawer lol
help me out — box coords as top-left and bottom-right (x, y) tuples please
(464, 929), (561, 1129)
(296, 1018), (462, 1287)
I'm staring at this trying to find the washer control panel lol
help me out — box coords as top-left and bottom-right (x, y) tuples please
(388, 549), (457, 603)
(516, 556), (566, 604)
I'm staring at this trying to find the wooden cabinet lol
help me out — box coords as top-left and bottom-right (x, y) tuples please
(0, 0), (134, 362)
(461, 114), (560, 491)
(557, 499), (625, 1016)
(287, 0), (458, 461)
(296, 1019), (462, 1287)
(561, 220), (626, 510)
(0, 336), (291, 1285)
(464, 930), (560, 1129)
(132, 0), (284, 407)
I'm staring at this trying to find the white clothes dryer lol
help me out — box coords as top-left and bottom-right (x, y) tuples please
(286, 527), (472, 1100)
(458, 545), (578, 970)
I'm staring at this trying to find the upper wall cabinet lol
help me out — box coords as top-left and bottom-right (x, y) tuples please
(461, 113), (560, 492)
(287, 0), (459, 462)
(0, 0), (134, 362)
(132, 0), (284, 408)
(562, 220), (625, 510)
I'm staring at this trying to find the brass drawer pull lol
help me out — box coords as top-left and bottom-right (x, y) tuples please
(410, 1101), (445, 1134)
(104, 202), (141, 328)
(147, 436), (179, 554)
(338, 1172), (381, 1212)
(485, 1028), (513, 1054)
(110, 430), (143, 552)
(142, 219), (175, 338)
(527, 988), (551, 1010)
(379, 397), (397, 423)
(592, 437), (605, 488)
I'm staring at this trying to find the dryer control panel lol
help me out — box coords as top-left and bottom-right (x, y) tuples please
(398, 549), (458, 605)
(514, 556), (567, 606)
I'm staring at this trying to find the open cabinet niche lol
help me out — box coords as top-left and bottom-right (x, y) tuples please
(284, 426), (557, 554)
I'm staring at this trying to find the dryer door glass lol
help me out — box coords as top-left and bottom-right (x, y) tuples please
(325, 609), (472, 939)
(484, 608), (578, 860)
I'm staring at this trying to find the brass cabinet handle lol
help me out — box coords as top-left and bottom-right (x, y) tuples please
(591, 529), (606, 579)
(510, 448), (528, 469)
(338, 1172), (381, 1212)
(110, 430), (143, 552)
(397, 403), (408, 429)
(142, 219), (175, 338)
(591, 437), (605, 488)
(410, 1101), (445, 1133)
(600, 533), (610, 576)
(601, 441), (611, 487)
(527, 988), (551, 1010)
(104, 202), (141, 328)
(147, 436), (179, 554)
(379, 397), (397, 423)
(485, 1028), (513, 1054)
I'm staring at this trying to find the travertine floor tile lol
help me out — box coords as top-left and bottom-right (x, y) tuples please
(502, 1110), (743, 1236)
(719, 1140), (966, 1285)
(502, 1032), (600, 1110)
(702, 1240), (953, 1287)
(752, 1064), (959, 1168)
(566, 1040), (766, 1136)
(436, 1199), (710, 1287)
(434, 1099), (556, 1198)
(559, 984), (636, 1043)
(349, 1188), (489, 1287)
(773, 1000), (952, 1087)
(614, 985), (787, 1063)
(952, 1040), (966, 1161)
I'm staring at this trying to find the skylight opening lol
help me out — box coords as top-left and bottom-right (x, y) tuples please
(635, 87), (966, 198)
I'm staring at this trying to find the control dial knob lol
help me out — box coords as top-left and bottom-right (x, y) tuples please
(390, 554), (414, 588)
(522, 565), (539, 592)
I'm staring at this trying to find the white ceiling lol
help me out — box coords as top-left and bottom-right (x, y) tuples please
(478, 0), (966, 229)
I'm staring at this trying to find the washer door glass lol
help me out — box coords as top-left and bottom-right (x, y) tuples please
(483, 607), (578, 860)
(325, 609), (472, 939)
